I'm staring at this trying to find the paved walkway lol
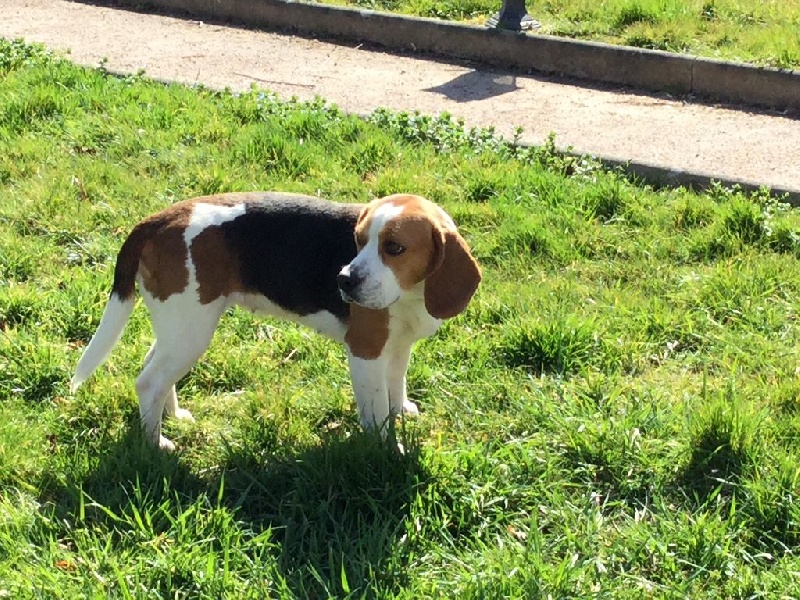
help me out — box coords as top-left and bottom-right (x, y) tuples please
(4, 0), (800, 195)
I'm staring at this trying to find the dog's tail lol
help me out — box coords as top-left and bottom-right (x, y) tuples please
(70, 293), (135, 392)
(71, 225), (150, 393)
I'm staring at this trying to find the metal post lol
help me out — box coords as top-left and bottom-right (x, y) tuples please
(486, 0), (540, 31)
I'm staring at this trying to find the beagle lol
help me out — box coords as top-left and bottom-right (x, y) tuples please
(71, 192), (481, 450)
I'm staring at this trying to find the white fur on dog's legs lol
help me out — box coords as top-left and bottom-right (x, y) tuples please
(135, 355), (176, 451)
(164, 386), (196, 422)
(136, 350), (206, 450)
(137, 291), (224, 450)
(387, 345), (418, 417)
(347, 351), (390, 434)
(145, 340), (196, 424)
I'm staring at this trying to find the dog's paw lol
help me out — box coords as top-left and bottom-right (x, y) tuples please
(172, 407), (196, 423)
(402, 399), (420, 415)
(159, 435), (177, 452)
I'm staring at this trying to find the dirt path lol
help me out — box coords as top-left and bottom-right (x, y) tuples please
(4, 0), (800, 193)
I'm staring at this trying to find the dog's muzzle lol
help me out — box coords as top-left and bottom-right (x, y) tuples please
(337, 264), (362, 303)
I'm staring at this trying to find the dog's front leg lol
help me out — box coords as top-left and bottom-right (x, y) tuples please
(387, 344), (418, 417)
(347, 351), (390, 434)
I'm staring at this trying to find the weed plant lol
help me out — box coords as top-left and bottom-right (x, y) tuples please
(322, 0), (800, 69)
(2, 38), (800, 596)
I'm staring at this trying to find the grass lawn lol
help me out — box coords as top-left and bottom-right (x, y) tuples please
(320, 0), (800, 69)
(2, 38), (800, 597)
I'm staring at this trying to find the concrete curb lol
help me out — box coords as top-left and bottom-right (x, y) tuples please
(588, 154), (800, 205)
(102, 0), (800, 112)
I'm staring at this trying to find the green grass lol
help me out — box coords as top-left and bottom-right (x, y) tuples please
(3, 38), (800, 596)
(320, 0), (800, 69)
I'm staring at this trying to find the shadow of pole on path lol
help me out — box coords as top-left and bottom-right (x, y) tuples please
(425, 70), (519, 102)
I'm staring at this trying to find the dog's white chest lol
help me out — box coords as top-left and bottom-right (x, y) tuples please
(388, 292), (442, 344)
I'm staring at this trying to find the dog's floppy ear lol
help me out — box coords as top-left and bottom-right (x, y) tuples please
(424, 223), (481, 320)
(353, 201), (374, 248)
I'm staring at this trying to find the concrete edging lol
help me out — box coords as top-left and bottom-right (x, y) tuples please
(588, 154), (799, 205)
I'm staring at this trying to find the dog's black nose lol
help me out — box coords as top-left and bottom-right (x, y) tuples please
(337, 270), (358, 296)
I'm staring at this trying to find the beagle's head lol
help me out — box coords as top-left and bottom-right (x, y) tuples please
(337, 194), (481, 319)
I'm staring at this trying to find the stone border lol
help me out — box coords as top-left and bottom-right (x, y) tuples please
(102, 0), (800, 112)
(588, 154), (799, 205)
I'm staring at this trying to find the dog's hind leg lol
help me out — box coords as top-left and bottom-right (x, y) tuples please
(136, 293), (225, 450)
(142, 343), (196, 424)
(163, 386), (196, 423)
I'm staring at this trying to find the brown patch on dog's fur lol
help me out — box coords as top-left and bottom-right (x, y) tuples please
(383, 214), (440, 289)
(346, 304), (390, 360)
(191, 226), (242, 304)
(114, 202), (194, 301)
(381, 197), (445, 291)
(111, 194), (246, 302)
(138, 229), (190, 301)
(424, 229), (481, 319)
(354, 194), (417, 249)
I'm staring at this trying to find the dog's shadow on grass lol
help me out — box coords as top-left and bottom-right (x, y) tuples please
(55, 423), (427, 595)
(49, 426), (206, 522)
(216, 427), (426, 591)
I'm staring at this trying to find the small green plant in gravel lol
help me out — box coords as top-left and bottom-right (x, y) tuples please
(2, 38), (800, 597)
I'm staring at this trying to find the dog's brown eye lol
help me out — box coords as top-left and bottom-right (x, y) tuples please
(384, 241), (406, 256)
